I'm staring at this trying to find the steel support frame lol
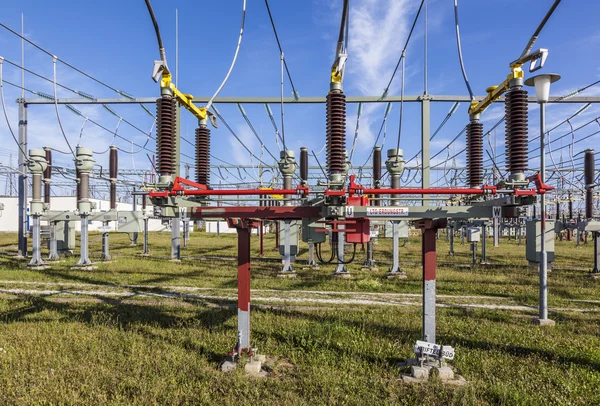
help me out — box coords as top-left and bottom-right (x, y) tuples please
(232, 221), (256, 358)
(17, 100), (27, 257)
(28, 216), (44, 266)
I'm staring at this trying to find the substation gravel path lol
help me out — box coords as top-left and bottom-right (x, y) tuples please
(0, 280), (596, 313)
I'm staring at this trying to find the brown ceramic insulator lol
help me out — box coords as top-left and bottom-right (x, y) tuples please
(326, 91), (347, 174)
(505, 89), (529, 175)
(195, 126), (211, 187)
(109, 147), (118, 209)
(76, 168), (81, 202)
(373, 147), (382, 206)
(585, 149), (595, 218)
(156, 96), (177, 175)
(44, 148), (51, 204)
(300, 147), (308, 182)
(466, 122), (483, 187)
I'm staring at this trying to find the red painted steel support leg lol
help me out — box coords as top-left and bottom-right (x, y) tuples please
(259, 221), (264, 257)
(416, 219), (447, 344)
(234, 225), (253, 356)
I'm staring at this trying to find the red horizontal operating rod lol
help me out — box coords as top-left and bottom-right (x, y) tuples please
(149, 188), (306, 197)
(360, 186), (497, 195)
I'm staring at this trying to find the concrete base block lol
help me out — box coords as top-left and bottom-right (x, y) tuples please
(277, 272), (297, 279)
(244, 360), (262, 375)
(590, 273), (600, 279)
(139, 253), (151, 257)
(169, 259), (182, 263)
(220, 360), (237, 373)
(332, 272), (352, 279)
(254, 354), (266, 363)
(361, 266), (379, 271)
(533, 318), (556, 327)
(410, 366), (430, 380)
(387, 272), (407, 280)
(433, 366), (455, 381)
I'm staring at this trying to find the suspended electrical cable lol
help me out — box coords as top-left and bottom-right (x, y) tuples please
(349, 103), (362, 163)
(453, 0), (474, 100)
(52, 57), (77, 159)
(211, 105), (270, 167)
(237, 104), (278, 162)
(264, 0), (299, 100)
(0, 22), (151, 116)
(206, 0), (247, 110)
(395, 54), (406, 152)
(518, 0), (562, 59)
(361, 103), (392, 167)
(0, 59), (28, 159)
(2, 57), (155, 140)
(380, 0), (426, 99)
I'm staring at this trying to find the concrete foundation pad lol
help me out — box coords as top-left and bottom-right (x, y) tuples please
(220, 360), (237, 373)
(244, 360), (263, 376)
(590, 273), (600, 279)
(276, 273), (297, 279)
(301, 266), (319, 270)
(361, 266), (379, 271)
(27, 265), (50, 270)
(533, 318), (556, 327)
(138, 253), (151, 257)
(332, 273), (352, 279)
(387, 273), (407, 280)
(401, 374), (427, 384)
(70, 265), (98, 271)
(169, 259), (182, 263)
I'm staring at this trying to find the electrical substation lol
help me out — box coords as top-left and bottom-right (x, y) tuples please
(1, 0), (600, 403)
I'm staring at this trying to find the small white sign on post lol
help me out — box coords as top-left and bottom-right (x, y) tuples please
(414, 340), (455, 360)
(492, 206), (501, 219)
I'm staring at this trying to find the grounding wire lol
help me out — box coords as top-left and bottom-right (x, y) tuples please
(206, 0), (247, 111)
(264, 0), (299, 100)
(453, 0), (474, 100)
(265, 104), (284, 149)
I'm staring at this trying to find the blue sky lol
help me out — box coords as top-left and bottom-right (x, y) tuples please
(0, 0), (599, 195)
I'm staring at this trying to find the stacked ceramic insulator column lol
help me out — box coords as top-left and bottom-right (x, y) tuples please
(466, 120), (483, 187)
(326, 91), (347, 180)
(195, 120), (210, 187)
(585, 149), (595, 220)
(156, 96), (177, 182)
(505, 82), (529, 184)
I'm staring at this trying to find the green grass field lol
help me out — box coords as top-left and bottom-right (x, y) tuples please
(0, 230), (599, 405)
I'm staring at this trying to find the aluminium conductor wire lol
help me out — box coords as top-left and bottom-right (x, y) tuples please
(206, 0), (247, 111)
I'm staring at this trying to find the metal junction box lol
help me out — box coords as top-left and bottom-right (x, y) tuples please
(526, 220), (555, 264)
(384, 220), (409, 238)
(467, 227), (481, 243)
(116, 211), (144, 233)
(302, 218), (327, 244)
(279, 220), (299, 256)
